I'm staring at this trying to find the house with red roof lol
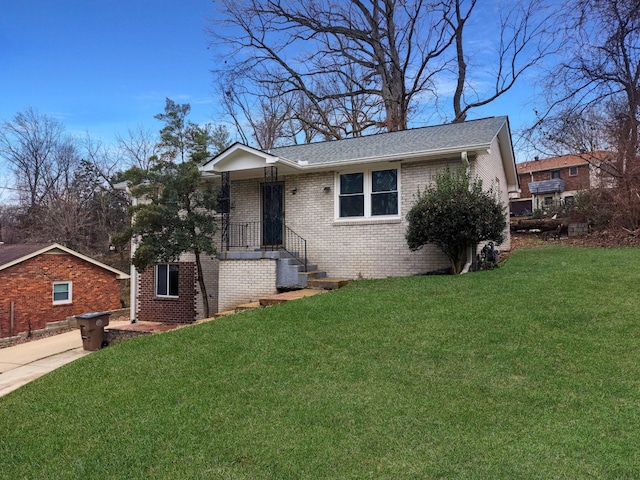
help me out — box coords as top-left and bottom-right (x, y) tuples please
(0, 243), (129, 339)
(511, 154), (594, 216)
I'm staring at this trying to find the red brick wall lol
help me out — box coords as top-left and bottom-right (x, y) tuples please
(0, 253), (123, 338)
(137, 262), (196, 323)
(518, 165), (590, 198)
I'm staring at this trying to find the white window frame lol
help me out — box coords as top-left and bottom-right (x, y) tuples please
(335, 167), (400, 220)
(569, 166), (578, 176)
(155, 264), (179, 298)
(52, 281), (72, 305)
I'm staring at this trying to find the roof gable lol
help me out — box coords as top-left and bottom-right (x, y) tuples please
(201, 143), (279, 173)
(0, 243), (130, 279)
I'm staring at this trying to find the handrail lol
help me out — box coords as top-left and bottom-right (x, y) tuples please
(223, 221), (307, 271)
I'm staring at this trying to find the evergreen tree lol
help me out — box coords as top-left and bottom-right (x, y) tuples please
(120, 160), (219, 317)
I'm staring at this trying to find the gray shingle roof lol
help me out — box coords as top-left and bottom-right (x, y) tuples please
(269, 116), (508, 165)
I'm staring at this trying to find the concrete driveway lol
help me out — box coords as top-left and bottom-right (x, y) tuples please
(0, 330), (89, 398)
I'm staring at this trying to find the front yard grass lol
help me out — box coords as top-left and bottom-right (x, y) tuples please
(1, 245), (639, 479)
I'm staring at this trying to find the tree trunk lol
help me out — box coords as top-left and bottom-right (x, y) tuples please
(194, 252), (210, 319)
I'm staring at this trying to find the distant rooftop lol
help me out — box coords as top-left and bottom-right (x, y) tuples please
(517, 154), (592, 173)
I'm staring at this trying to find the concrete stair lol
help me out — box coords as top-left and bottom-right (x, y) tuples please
(259, 288), (326, 307)
(235, 301), (261, 312)
(277, 255), (326, 288)
(214, 250), (352, 316)
(308, 277), (352, 290)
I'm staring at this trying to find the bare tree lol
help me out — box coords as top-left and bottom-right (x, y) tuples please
(116, 125), (160, 171)
(0, 108), (72, 211)
(447, 0), (559, 123)
(210, 0), (453, 139)
(531, 0), (640, 230)
(220, 79), (294, 149)
(0, 109), (85, 239)
(210, 0), (557, 144)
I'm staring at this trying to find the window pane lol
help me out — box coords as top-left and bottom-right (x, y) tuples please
(53, 283), (69, 301)
(156, 264), (168, 296)
(372, 169), (397, 192)
(372, 192), (398, 215)
(340, 195), (365, 217)
(340, 173), (363, 194)
(168, 265), (179, 296)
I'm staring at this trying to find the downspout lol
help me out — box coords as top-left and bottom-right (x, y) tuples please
(460, 151), (473, 274)
(129, 194), (139, 323)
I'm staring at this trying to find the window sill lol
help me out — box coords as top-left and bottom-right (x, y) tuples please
(332, 217), (402, 226)
(154, 296), (180, 300)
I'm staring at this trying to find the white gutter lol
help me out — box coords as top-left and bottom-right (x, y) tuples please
(460, 151), (474, 274)
(115, 181), (139, 323)
(200, 143), (494, 175)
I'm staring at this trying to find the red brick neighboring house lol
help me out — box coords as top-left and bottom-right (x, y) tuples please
(0, 243), (130, 338)
(511, 154), (592, 216)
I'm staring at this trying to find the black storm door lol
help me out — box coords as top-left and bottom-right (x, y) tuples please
(262, 182), (284, 246)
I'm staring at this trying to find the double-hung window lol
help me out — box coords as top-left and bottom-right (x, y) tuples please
(338, 168), (399, 218)
(156, 264), (179, 297)
(53, 281), (72, 305)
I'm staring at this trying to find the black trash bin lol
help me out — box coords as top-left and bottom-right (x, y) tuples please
(76, 312), (110, 351)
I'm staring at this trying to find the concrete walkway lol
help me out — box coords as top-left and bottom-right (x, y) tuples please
(0, 330), (89, 398)
(0, 319), (125, 398)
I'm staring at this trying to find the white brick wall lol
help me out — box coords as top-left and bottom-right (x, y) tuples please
(223, 151), (511, 282)
(228, 163), (455, 279)
(218, 259), (277, 312)
(472, 137), (512, 251)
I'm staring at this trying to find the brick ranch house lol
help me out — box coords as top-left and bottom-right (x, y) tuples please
(129, 116), (519, 323)
(0, 243), (130, 339)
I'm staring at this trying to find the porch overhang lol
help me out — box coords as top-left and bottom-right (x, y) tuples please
(200, 142), (303, 180)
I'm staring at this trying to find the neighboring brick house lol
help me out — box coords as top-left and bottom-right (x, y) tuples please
(129, 116), (519, 322)
(0, 243), (130, 338)
(511, 154), (595, 216)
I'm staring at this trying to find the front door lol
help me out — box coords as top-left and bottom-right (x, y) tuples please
(262, 182), (284, 246)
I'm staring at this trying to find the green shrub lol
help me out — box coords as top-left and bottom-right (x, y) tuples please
(406, 168), (506, 273)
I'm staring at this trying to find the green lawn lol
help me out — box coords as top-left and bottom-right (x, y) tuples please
(1, 245), (639, 479)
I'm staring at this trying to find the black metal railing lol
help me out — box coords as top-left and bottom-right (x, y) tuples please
(224, 221), (307, 271)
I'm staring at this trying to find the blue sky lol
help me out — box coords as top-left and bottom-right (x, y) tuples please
(0, 0), (540, 160)
(0, 0), (218, 143)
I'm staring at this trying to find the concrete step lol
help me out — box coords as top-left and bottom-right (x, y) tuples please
(308, 278), (352, 290)
(259, 288), (326, 307)
(235, 301), (261, 312)
(214, 310), (236, 318)
(300, 270), (327, 279)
